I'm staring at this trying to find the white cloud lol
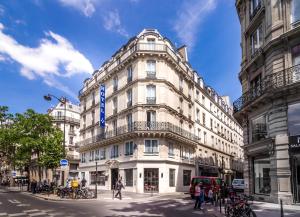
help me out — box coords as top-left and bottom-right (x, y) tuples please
(0, 22), (93, 99)
(103, 10), (129, 38)
(173, 0), (217, 49)
(58, 0), (96, 17)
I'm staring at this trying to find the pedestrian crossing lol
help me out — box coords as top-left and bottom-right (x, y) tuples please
(0, 208), (66, 216)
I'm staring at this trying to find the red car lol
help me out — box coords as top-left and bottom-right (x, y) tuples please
(189, 176), (222, 199)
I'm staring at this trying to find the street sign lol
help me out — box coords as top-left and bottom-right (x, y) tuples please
(11, 171), (17, 177)
(60, 159), (68, 166)
(100, 84), (106, 128)
(289, 135), (300, 152)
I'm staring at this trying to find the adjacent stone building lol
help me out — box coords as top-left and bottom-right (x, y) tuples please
(78, 29), (243, 193)
(234, 0), (300, 204)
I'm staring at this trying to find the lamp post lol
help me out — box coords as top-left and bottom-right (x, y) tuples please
(44, 94), (67, 186)
(95, 161), (98, 198)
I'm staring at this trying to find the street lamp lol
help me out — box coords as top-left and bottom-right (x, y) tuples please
(44, 94), (67, 186)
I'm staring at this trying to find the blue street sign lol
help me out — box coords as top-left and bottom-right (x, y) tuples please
(60, 159), (68, 166)
(100, 84), (106, 128)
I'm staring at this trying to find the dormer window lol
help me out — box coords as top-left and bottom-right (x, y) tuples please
(147, 38), (155, 50)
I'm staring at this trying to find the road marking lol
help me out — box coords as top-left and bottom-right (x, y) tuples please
(8, 199), (21, 204)
(9, 213), (27, 216)
(24, 209), (39, 213)
(0, 202), (2, 205)
(17, 204), (30, 207)
(0, 213), (7, 216)
(103, 197), (131, 200)
(28, 213), (47, 216)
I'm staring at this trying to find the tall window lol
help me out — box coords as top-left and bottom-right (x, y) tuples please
(251, 115), (267, 142)
(210, 118), (213, 130)
(127, 113), (133, 131)
(57, 111), (62, 118)
(196, 109), (200, 122)
(179, 77), (183, 91)
(250, 0), (261, 17)
(202, 96), (205, 105)
(291, 0), (300, 24)
(169, 169), (175, 187)
(100, 148), (106, 160)
(127, 65), (133, 83)
(69, 136), (73, 145)
(168, 143), (174, 157)
(113, 119), (117, 135)
(125, 141), (134, 156)
(89, 151), (94, 162)
(183, 170), (191, 186)
(127, 89), (132, 107)
(113, 97), (118, 114)
(92, 91), (95, 105)
(292, 44), (300, 66)
(95, 149), (100, 160)
(111, 145), (119, 158)
(113, 76), (118, 91)
(144, 139), (158, 153)
(146, 85), (156, 104)
(147, 38), (155, 50)
(125, 169), (133, 186)
(81, 153), (86, 163)
(146, 111), (156, 129)
(91, 110), (95, 124)
(146, 60), (156, 77)
(202, 112), (206, 126)
(203, 131), (207, 144)
(250, 25), (263, 55)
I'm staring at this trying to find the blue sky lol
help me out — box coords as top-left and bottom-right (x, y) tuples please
(0, 0), (241, 114)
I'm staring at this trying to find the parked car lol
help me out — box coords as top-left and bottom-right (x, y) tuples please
(189, 176), (222, 199)
(232, 179), (245, 191)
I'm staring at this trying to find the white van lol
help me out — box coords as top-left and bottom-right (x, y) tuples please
(232, 179), (245, 190)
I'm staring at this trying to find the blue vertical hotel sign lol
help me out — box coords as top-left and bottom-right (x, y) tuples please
(100, 84), (105, 128)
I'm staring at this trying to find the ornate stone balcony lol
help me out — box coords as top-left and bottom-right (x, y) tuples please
(233, 64), (300, 114)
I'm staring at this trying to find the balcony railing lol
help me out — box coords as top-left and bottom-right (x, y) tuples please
(52, 116), (80, 123)
(146, 71), (156, 79)
(146, 97), (156, 104)
(77, 121), (199, 147)
(233, 65), (300, 113)
(250, 1), (262, 21)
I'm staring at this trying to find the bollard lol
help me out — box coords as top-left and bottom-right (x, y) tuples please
(112, 185), (114, 200)
(280, 199), (284, 217)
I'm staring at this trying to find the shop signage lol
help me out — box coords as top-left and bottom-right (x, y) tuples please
(289, 135), (300, 151)
(100, 84), (105, 128)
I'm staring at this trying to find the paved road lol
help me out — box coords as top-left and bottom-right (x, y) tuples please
(0, 188), (218, 217)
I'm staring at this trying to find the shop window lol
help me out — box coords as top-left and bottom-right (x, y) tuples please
(251, 115), (267, 142)
(125, 169), (133, 186)
(90, 171), (105, 186)
(254, 158), (271, 194)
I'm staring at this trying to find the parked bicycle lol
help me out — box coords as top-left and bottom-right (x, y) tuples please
(225, 194), (256, 217)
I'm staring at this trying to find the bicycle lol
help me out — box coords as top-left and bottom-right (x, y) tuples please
(225, 194), (256, 217)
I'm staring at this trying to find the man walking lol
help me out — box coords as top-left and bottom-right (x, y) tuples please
(114, 179), (125, 200)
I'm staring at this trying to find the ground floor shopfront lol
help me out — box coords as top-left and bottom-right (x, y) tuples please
(79, 160), (195, 193)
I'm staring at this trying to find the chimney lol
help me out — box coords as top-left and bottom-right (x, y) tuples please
(177, 45), (188, 62)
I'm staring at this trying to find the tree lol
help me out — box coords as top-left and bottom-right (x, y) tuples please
(14, 109), (64, 183)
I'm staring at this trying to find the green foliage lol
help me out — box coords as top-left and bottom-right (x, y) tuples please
(0, 106), (65, 173)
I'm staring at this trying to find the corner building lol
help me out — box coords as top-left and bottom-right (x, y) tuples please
(234, 0), (300, 204)
(78, 29), (243, 193)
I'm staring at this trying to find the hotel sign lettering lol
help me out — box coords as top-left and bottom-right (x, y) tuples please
(289, 135), (300, 152)
(100, 84), (105, 128)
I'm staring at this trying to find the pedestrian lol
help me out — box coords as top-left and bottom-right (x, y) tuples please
(199, 183), (205, 209)
(114, 179), (125, 200)
(81, 177), (87, 188)
(193, 182), (201, 209)
(208, 188), (214, 205)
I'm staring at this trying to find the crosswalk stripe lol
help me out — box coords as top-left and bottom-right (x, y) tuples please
(8, 199), (21, 204)
(24, 209), (39, 213)
(29, 213), (46, 216)
(9, 213), (27, 216)
(0, 202), (2, 205)
(0, 213), (7, 216)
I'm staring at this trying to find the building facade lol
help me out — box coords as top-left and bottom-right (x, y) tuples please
(78, 29), (243, 193)
(30, 101), (81, 185)
(234, 0), (300, 204)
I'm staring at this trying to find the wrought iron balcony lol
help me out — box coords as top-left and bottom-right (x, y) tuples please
(52, 115), (80, 124)
(250, 1), (262, 21)
(146, 97), (156, 104)
(77, 121), (199, 147)
(233, 64), (300, 113)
